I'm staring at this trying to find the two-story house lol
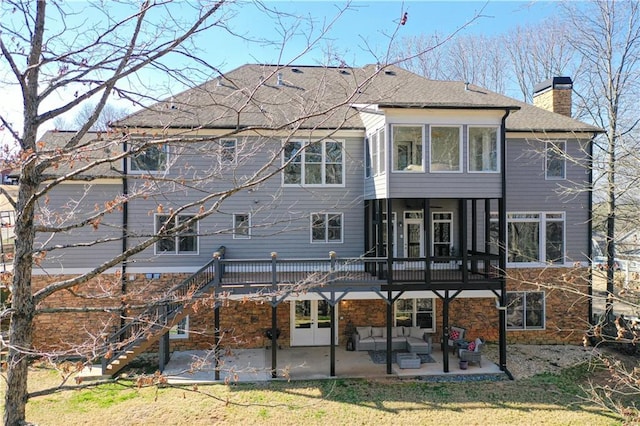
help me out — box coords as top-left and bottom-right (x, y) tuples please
(30, 65), (600, 377)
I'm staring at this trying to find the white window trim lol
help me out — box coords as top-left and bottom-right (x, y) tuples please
(154, 214), (200, 255)
(128, 142), (169, 174)
(391, 124), (425, 173)
(394, 298), (436, 333)
(170, 316), (189, 339)
(545, 140), (566, 180)
(282, 139), (346, 187)
(219, 138), (237, 165)
(499, 211), (566, 266)
(506, 291), (546, 330)
(233, 213), (251, 239)
(429, 125), (463, 173)
(467, 126), (500, 174)
(310, 212), (344, 244)
(365, 136), (372, 179)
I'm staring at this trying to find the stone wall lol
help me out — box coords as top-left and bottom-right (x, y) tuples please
(31, 267), (590, 357)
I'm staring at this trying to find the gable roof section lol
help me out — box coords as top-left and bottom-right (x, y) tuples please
(117, 63), (601, 134)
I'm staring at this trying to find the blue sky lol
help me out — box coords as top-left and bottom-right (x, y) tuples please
(0, 1), (559, 144)
(201, 1), (557, 71)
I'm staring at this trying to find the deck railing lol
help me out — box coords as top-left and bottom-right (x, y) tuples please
(215, 252), (500, 289)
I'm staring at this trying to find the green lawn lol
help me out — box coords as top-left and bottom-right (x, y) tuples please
(0, 363), (624, 425)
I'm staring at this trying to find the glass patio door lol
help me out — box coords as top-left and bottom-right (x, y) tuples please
(404, 211), (424, 258)
(290, 300), (336, 346)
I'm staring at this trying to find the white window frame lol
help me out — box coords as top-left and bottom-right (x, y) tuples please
(394, 298), (435, 332)
(154, 214), (199, 255)
(467, 126), (500, 173)
(506, 291), (545, 330)
(129, 142), (169, 173)
(545, 141), (566, 180)
(219, 138), (237, 165)
(282, 139), (345, 187)
(366, 127), (386, 177)
(233, 213), (251, 239)
(365, 136), (372, 179)
(430, 125), (462, 173)
(392, 124), (424, 172)
(170, 316), (189, 339)
(310, 213), (343, 244)
(495, 212), (566, 265)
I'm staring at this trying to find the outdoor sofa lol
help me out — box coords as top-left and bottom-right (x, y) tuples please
(354, 326), (432, 354)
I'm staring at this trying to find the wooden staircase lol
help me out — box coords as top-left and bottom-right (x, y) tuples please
(101, 253), (222, 376)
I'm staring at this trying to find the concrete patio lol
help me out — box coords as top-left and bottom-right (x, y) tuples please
(161, 346), (505, 384)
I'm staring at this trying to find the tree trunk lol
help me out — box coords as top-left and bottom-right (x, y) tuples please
(4, 160), (39, 426)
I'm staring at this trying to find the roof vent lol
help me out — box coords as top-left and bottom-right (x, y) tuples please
(464, 82), (470, 91)
(216, 76), (222, 87)
(339, 69), (350, 75)
(384, 70), (396, 76)
(276, 72), (283, 86)
(291, 67), (302, 73)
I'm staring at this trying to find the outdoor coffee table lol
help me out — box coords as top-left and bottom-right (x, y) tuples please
(396, 352), (421, 369)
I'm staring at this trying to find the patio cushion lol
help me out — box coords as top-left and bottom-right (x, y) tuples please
(371, 327), (383, 337)
(409, 327), (424, 339)
(474, 337), (482, 352)
(356, 326), (371, 338)
(382, 327), (399, 338)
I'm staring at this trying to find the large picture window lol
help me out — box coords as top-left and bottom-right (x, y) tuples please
(392, 125), (423, 171)
(499, 212), (565, 264)
(130, 143), (168, 172)
(430, 126), (461, 172)
(311, 213), (343, 243)
(546, 141), (566, 179)
(395, 298), (435, 331)
(468, 127), (498, 172)
(283, 140), (344, 186)
(155, 214), (198, 254)
(506, 292), (545, 330)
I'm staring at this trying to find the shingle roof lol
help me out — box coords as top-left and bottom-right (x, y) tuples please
(37, 131), (123, 179)
(116, 64), (601, 134)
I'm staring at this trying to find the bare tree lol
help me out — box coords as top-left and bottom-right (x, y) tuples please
(0, 1), (492, 424)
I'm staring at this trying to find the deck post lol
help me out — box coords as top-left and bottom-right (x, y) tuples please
(214, 303), (220, 381)
(330, 252), (337, 377)
(270, 252), (278, 379)
(442, 291), (450, 373)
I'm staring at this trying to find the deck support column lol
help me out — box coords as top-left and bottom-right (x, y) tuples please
(214, 303), (221, 381)
(158, 330), (170, 372)
(442, 292), (450, 373)
(270, 305), (277, 379)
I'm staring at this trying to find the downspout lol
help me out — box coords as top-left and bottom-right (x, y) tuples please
(121, 140), (129, 330)
(499, 109), (514, 380)
(587, 132), (595, 325)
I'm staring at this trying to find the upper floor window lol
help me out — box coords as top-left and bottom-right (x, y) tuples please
(430, 126), (461, 172)
(504, 212), (565, 264)
(546, 141), (566, 179)
(506, 292), (545, 330)
(392, 125), (423, 172)
(468, 127), (498, 172)
(366, 128), (386, 178)
(130, 143), (168, 173)
(311, 213), (343, 243)
(283, 140), (343, 186)
(155, 214), (198, 254)
(395, 298), (435, 331)
(219, 139), (236, 164)
(233, 213), (251, 239)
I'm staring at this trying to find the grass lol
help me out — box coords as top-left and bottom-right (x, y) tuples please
(0, 361), (625, 425)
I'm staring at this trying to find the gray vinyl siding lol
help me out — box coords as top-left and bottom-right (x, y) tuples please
(124, 135), (366, 267)
(505, 137), (591, 262)
(35, 183), (124, 270)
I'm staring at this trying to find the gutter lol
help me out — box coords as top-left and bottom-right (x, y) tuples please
(588, 132), (596, 325)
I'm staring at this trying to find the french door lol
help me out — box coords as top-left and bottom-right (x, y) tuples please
(290, 300), (337, 346)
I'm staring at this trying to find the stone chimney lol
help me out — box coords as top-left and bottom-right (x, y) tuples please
(532, 76), (573, 117)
